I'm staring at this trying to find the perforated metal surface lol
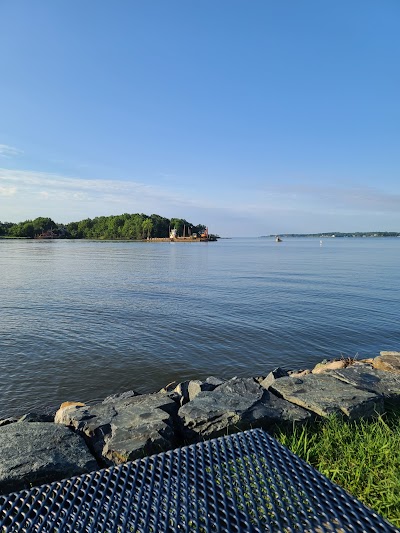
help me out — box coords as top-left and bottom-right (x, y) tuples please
(0, 428), (397, 532)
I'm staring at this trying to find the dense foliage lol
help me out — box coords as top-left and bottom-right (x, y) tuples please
(0, 214), (207, 240)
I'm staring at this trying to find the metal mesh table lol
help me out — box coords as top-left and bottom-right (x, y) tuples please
(0, 428), (397, 532)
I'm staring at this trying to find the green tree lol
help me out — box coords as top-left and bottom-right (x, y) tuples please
(8, 223), (24, 237)
(66, 221), (79, 238)
(76, 218), (93, 238)
(0, 222), (14, 236)
(142, 218), (153, 239)
(150, 214), (169, 238)
(192, 223), (206, 235)
(4, 213), (209, 240)
(32, 217), (57, 234)
(7, 219), (37, 238)
(21, 222), (35, 238)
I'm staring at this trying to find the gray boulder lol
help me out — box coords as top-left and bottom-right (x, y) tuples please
(270, 374), (384, 420)
(329, 366), (400, 407)
(178, 377), (311, 442)
(260, 367), (288, 390)
(205, 376), (225, 387)
(172, 380), (191, 403)
(186, 379), (221, 402)
(0, 422), (98, 495)
(102, 390), (139, 404)
(161, 378), (223, 405)
(18, 411), (55, 423)
(55, 394), (179, 465)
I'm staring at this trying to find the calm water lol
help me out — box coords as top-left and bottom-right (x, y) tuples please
(0, 237), (399, 418)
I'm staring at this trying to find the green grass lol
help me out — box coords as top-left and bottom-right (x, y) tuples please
(274, 409), (400, 526)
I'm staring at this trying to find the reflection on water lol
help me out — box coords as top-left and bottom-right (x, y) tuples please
(0, 238), (399, 418)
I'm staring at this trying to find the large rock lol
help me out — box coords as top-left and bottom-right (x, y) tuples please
(160, 377), (223, 405)
(270, 374), (384, 420)
(259, 367), (288, 389)
(102, 390), (139, 403)
(186, 378), (223, 402)
(0, 422), (98, 495)
(178, 377), (311, 442)
(373, 352), (400, 374)
(204, 376), (225, 387)
(18, 411), (55, 423)
(55, 394), (179, 465)
(329, 366), (400, 407)
(171, 381), (191, 403)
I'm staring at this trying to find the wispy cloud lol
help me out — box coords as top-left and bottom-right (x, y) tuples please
(0, 144), (23, 158)
(0, 168), (192, 205)
(1, 167), (399, 235)
(0, 168), (213, 223)
(254, 183), (400, 215)
(0, 186), (17, 196)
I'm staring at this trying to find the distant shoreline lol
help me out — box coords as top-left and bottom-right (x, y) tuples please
(261, 232), (400, 238)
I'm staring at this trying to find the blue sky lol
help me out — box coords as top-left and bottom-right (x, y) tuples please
(1, 1), (399, 236)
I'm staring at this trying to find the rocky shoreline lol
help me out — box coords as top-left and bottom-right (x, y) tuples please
(1, 351), (400, 496)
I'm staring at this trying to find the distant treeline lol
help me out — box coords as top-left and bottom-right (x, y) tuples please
(263, 232), (400, 238)
(0, 214), (207, 240)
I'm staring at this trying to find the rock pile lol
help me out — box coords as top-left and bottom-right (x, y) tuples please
(1, 351), (399, 495)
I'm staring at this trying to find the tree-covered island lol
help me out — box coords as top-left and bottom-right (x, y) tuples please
(0, 214), (209, 240)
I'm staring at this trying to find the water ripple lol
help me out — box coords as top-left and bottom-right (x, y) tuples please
(0, 238), (399, 417)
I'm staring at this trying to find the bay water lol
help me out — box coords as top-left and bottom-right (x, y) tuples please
(0, 237), (399, 418)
